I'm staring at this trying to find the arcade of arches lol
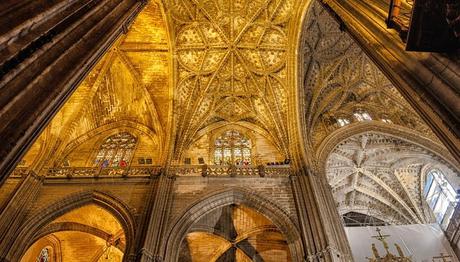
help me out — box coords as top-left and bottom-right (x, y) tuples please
(0, 0), (459, 261)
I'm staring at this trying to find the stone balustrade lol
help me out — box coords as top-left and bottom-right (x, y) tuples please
(45, 166), (163, 178)
(170, 164), (291, 177)
(10, 165), (292, 179)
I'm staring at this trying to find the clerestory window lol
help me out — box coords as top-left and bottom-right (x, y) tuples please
(353, 110), (372, 121)
(214, 130), (251, 165)
(36, 247), (49, 262)
(424, 169), (457, 228)
(94, 132), (137, 167)
(337, 118), (350, 127)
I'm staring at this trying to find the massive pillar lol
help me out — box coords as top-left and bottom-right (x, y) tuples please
(0, 172), (43, 261)
(135, 174), (174, 262)
(0, 0), (146, 185)
(291, 170), (353, 261)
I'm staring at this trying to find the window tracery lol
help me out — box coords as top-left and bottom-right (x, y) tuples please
(214, 130), (251, 165)
(381, 118), (393, 124)
(336, 118), (350, 127)
(94, 132), (137, 167)
(424, 169), (457, 227)
(353, 111), (372, 121)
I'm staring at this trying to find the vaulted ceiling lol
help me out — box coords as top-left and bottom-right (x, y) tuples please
(326, 132), (459, 225)
(164, 0), (300, 159)
(21, 1), (172, 169)
(179, 204), (291, 261)
(18, 0), (454, 173)
(20, 204), (125, 262)
(300, 1), (438, 152)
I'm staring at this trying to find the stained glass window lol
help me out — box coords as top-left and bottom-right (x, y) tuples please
(36, 247), (49, 262)
(214, 130), (251, 165)
(94, 132), (137, 167)
(424, 169), (457, 228)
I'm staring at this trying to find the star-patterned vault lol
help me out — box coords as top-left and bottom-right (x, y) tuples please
(165, 0), (297, 159)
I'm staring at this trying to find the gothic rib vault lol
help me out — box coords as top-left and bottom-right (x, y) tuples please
(20, 1), (173, 171)
(4, 0), (460, 261)
(165, 0), (298, 160)
(299, 1), (438, 156)
(326, 132), (459, 225)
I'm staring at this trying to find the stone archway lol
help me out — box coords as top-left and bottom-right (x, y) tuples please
(317, 122), (460, 226)
(164, 188), (304, 261)
(7, 190), (136, 262)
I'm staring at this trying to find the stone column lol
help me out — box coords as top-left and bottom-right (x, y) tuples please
(135, 174), (175, 262)
(0, 172), (43, 260)
(0, 0), (146, 186)
(291, 169), (352, 262)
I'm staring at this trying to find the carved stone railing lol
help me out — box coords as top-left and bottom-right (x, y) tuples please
(11, 165), (291, 179)
(45, 166), (162, 178)
(10, 167), (30, 178)
(169, 165), (292, 177)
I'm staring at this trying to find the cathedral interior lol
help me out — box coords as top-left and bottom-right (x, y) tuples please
(0, 0), (459, 261)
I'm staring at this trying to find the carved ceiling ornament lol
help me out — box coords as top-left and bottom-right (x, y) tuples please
(165, 0), (297, 160)
(326, 132), (459, 225)
(299, 1), (437, 152)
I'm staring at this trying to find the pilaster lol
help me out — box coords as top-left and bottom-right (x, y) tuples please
(291, 170), (352, 261)
(0, 172), (43, 261)
(135, 174), (174, 262)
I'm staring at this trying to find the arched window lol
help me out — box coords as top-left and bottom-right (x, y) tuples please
(424, 169), (457, 226)
(380, 114), (392, 124)
(336, 117), (350, 127)
(353, 110), (372, 121)
(381, 118), (392, 124)
(214, 130), (251, 165)
(95, 132), (137, 167)
(36, 247), (49, 262)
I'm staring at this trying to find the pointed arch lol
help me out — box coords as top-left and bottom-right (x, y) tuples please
(8, 191), (136, 262)
(316, 121), (459, 174)
(164, 188), (304, 261)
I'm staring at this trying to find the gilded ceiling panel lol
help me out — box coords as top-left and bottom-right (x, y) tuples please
(164, 0), (297, 159)
(19, 1), (172, 168)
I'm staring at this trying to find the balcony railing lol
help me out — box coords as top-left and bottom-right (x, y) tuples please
(10, 165), (292, 179)
(45, 166), (163, 178)
(170, 164), (292, 177)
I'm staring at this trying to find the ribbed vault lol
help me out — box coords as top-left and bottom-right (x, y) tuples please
(20, 204), (125, 262)
(19, 1), (172, 170)
(326, 132), (459, 225)
(163, 0), (306, 160)
(179, 204), (292, 261)
(299, 1), (438, 155)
